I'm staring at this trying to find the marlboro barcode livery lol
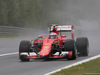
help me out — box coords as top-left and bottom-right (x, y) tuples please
(19, 24), (89, 61)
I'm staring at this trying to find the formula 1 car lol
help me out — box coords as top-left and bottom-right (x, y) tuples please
(19, 24), (89, 61)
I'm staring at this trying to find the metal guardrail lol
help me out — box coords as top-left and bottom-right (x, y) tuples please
(0, 26), (86, 37)
(0, 26), (84, 37)
(0, 26), (42, 36)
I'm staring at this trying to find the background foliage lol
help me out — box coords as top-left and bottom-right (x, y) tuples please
(0, 0), (64, 29)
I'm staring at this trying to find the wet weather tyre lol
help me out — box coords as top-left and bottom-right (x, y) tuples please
(76, 37), (89, 56)
(19, 40), (31, 52)
(64, 40), (75, 51)
(64, 40), (76, 60)
(19, 40), (31, 61)
(20, 55), (29, 61)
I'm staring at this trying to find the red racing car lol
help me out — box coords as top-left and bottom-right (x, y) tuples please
(19, 25), (89, 61)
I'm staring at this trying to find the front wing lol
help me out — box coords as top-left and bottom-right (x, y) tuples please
(19, 51), (73, 59)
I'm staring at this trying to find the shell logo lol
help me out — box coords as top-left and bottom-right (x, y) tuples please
(43, 46), (49, 48)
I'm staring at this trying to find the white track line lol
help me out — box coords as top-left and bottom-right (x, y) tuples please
(45, 54), (100, 75)
(0, 52), (18, 56)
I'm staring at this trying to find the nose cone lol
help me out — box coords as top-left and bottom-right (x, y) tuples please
(39, 51), (49, 57)
(39, 39), (55, 57)
(39, 46), (51, 57)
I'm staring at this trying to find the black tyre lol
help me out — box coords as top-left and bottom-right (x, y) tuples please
(64, 40), (75, 51)
(19, 40), (31, 52)
(20, 55), (29, 61)
(19, 40), (31, 61)
(64, 40), (76, 60)
(76, 37), (89, 56)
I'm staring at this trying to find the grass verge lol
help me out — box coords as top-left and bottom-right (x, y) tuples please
(51, 57), (100, 75)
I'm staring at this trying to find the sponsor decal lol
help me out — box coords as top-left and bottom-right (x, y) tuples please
(50, 25), (72, 31)
(44, 43), (49, 45)
(44, 46), (49, 48)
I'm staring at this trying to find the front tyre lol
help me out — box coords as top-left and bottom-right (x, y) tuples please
(64, 40), (76, 60)
(20, 55), (29, 61)
(19, 40), (31, 61)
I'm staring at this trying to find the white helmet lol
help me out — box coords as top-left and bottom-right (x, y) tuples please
(49, 32), (57, 39)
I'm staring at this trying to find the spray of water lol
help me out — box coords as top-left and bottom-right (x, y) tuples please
(39, 0), (100, 55)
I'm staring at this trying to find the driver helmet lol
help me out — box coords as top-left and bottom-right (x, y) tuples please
(49, 32), (57, 39)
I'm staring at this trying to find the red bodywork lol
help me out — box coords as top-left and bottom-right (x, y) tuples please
(19, 25), (74, 59)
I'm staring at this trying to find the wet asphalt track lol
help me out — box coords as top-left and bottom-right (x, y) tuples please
(1, 0), (100, 75)
(0, 36), (100, 75)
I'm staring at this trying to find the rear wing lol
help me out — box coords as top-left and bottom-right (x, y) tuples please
(49, 25), (74, 39)
(49, 25), (74, 32)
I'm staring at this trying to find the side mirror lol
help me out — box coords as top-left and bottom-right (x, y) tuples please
(38, 36), (43, 38)
(61, 35), (66, 38)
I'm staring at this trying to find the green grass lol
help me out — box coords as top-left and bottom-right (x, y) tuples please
(51, 57), (100, 75)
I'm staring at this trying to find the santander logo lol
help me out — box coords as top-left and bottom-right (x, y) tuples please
(57, 26), (71, 29)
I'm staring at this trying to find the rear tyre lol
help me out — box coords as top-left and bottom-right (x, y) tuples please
(19, 40), (31, 61)
(76, 37), (89, 56)
(64, 40), (76, 60)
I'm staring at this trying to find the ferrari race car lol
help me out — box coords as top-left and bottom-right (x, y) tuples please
(19, 25), (89, 61)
